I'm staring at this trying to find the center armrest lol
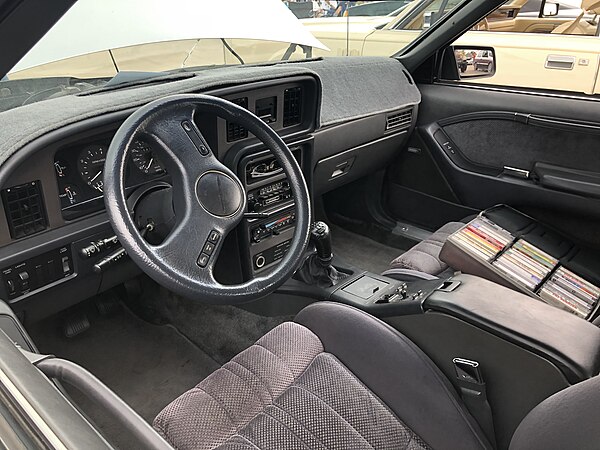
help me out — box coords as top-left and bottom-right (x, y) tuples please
(425, 274), (600, 383)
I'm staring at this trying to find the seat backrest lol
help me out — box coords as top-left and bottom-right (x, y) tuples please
(509, 376), (600, 450)
(551, 0), (600, 35)
(582, 0), (600, 14)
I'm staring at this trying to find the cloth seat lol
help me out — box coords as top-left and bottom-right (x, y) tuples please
(154, 302), (600, 449)
(382, 222), (463, 281)
(154, 302), (490, 450)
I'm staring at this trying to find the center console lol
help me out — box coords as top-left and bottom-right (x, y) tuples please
(238, 142), (307, 276)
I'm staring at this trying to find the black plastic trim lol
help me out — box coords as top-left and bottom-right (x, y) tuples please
(36, 358), (171, 450)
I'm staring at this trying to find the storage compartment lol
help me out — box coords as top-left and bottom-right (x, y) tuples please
(313, 131), (408, 194)
(440, 205), (600, 321)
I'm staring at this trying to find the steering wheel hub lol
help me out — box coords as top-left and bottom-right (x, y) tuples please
(196, 171), (243, 217)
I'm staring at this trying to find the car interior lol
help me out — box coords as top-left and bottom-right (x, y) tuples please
(1, 0), (600, 449)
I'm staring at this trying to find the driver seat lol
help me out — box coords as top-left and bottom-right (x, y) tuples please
(153, 302), (599, 449)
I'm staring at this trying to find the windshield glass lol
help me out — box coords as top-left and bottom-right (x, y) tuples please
(1, 0), (464, 112)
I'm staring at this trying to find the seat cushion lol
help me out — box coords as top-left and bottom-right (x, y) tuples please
(386, 222), (464, 277)
(154, 322), (429, 449)
(154, 303), (490, 450)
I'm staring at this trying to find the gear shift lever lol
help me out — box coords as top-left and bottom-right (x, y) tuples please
(296, 221), (347, 287)
(311, 221), (333, 265)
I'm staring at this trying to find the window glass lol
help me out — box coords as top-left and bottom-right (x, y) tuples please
(3, 0), (466, 112)
(293, 0), (464, 58)
(448, 0), (600, 95)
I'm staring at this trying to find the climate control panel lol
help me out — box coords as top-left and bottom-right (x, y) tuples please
(251, 212), (296, 243)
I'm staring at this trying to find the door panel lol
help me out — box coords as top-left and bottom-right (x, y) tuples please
(440, 113), (600, 174)
(385, 83), (600, 247)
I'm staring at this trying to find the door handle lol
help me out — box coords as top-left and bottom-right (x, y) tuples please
(544, 55), (575, 70)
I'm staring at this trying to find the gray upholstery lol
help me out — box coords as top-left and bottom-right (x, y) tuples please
(155, 303), (490, 450)
(385, 222), (464, 277)
(442, 119), (600, 174)
(0, 57), (420, 167)
(296, 303), (490, 450)
(154, 321), (429, 449)
(510, 375), (600, 450)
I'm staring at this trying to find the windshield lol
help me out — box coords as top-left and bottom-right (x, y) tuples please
(1, 0), (463, 112)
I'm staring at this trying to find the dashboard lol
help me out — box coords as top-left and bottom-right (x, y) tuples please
(0, 60), (419, 322)
(54, 137), (167, 220)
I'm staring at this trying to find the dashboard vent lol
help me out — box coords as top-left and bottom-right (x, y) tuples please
(226, 97), (249, 142)
(2, 181), (47, 239)
(386, 109), (413, 131)
(283, 87), (303, 127)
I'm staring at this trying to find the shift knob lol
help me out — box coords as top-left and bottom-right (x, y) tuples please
(311, 221), (332, 262)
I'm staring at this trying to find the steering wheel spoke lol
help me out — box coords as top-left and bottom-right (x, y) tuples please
(142, 107), (213, 175)
(153, 203), (238, 279)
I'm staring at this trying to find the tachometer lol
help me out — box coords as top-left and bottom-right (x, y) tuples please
(78, 144), (106, 192)
(131, 140), (165, 175)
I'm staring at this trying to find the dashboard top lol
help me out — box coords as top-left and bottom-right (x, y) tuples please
(0, 57), (419, 170)
(0, 57), (420, 248)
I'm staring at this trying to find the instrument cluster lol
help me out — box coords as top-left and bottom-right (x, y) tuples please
(54, 139), (166, 220)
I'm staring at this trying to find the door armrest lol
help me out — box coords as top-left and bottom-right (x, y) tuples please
(533, 162), (600, 198)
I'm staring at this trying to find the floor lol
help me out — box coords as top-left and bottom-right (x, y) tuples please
(23, 224), (407, 448)
(138, 283), (292, 365)
(331, 225), (405, 274)
(28, 305), (220, 449)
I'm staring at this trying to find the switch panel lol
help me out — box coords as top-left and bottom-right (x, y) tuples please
(1, 246), (74, 300)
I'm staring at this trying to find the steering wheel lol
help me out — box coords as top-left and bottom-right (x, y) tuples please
(104, 94), (311, 304)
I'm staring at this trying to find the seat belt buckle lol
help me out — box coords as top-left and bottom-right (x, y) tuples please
(453, 357), (484, 386)
(453, 358), (496, 448)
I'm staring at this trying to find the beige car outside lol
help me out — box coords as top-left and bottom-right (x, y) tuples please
(301, 0), (600, 95)
(8, 39), (307, 81)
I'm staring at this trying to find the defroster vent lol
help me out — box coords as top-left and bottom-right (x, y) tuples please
(386, 109), (413, 131)
(283, 87), (303, 127)
(226, 97), (249, 142)
(2, 181), (47, 239)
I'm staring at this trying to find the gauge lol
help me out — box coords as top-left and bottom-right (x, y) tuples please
(131, 140), (165, 175)
(78, 144), (106, 192)
(54, 160), (68, 178)
(59, 184), (80, 208)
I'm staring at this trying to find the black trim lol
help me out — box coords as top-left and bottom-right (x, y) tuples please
(433, 81), (600, 103)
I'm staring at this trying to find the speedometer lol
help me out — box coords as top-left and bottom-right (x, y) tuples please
(131, 140), (165, 175)
(78, 144), (106, 192)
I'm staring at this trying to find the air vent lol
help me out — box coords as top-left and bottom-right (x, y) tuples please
(283, 87), (303, 127)
(386, 109), (413, 131)
(226, 97), (249, 142)
(2, 181), (47, 239)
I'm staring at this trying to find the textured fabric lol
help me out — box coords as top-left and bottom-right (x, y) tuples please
(381, 267), (441, 281)
(0, 57), (419, 166)
(443, 119), (600, 174)
(509, 375), (600, 450)
(389, 222), (464, 275)
(154, 322), (430, 450)
(308, 57), (420, 126)
(296, 302), (491, 450)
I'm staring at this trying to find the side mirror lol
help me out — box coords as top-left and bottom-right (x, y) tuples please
(453, 46), (495, 79)
(542, 1), (560, 17)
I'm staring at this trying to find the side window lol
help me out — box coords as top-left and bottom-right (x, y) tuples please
(393, 0), (464, 30)
(448, 0), (600, 95)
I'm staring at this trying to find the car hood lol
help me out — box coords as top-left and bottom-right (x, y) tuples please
(9, 0), (328, 75)
(300, 16), (393, 33)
